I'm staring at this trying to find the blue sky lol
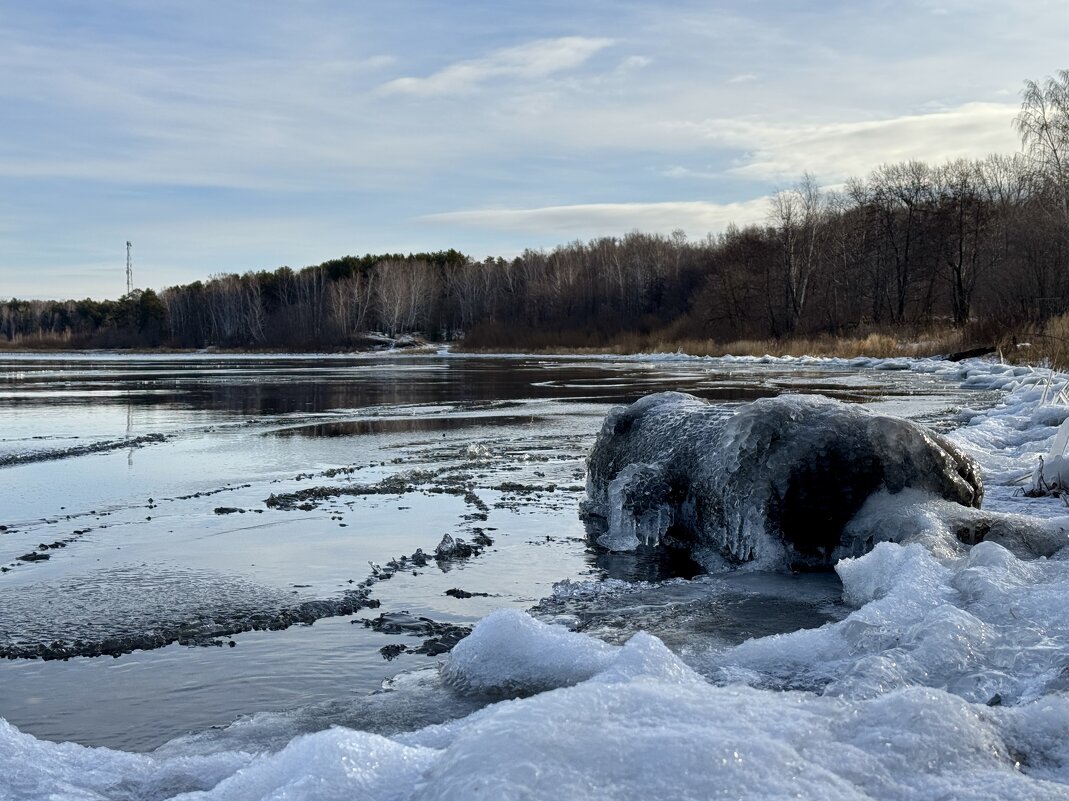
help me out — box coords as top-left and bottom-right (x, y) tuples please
(2, 0), (1068, 299)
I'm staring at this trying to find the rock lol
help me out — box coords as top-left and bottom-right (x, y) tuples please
(445, 588), (491, 599)
(381, 643), (408, 660)
(585, 392), (983, 570)
(364, 611), (471, 658)
(434, 534), (478, 560)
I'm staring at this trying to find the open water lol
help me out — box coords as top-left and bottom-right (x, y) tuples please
(0, 351), (991, 750)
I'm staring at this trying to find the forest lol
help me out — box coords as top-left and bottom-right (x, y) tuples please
(3, 71), (1069, 357)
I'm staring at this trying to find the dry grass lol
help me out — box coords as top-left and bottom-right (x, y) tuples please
(463, 312), (1017, 358)
(645, 333), (907, 359)
(459, 321), (1012, 361)
(5, 318), (1028, 364)
(602, 327), (979, 359)
(999, 313), (1069, 370)
(0, 332), (79, 350)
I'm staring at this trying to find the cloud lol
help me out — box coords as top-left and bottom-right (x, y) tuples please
(379, 36), (614, 96)
(673, 102), (1021, 183)
(419, 199), (770, 240)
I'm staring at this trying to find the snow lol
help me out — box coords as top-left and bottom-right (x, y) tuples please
(9, 355), (1069, 800)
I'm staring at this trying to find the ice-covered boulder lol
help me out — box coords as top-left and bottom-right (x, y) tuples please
(585, 392), (983, 570)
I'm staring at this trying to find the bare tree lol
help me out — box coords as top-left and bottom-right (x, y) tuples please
(932, 159), (990, 326)
(868, 161), (933, 323)
(374, 260), (438, 336)
(770, 172), (824, 333)
(328, 271), (375, 339)
(1016, 70), (1069, 225)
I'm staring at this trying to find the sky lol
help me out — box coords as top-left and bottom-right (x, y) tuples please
(2, 1), (1068, 299)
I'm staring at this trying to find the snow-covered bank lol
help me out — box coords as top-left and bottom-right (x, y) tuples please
(7, 356), (1069, 800)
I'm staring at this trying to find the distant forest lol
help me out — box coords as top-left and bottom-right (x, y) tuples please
(4, 71), (1069, 354)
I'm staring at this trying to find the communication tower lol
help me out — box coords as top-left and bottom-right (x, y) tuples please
(126, 241), (133, 295)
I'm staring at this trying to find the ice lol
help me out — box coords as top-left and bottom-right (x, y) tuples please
(440, 608), (616, 696)
(8, 612), (1069, 800)
(843, 488), (1069, 560)
(1031, 416), (1069, 492)
(586, 391), (982, 570)
(600, 463), (674, 550)
(706, 539), (1069, 708)
(12, 355), (1069, 800)
(0, 718), (254, 801)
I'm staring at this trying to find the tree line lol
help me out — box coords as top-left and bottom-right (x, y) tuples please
(4, 71), (1069, 352)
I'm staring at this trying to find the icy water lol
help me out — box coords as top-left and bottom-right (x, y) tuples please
(8, 351), (1069, 801)
(0, 351), (985, 753)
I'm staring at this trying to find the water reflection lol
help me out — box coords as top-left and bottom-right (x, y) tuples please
(272, 415), (546, 438)
(0, 354), (930, 423)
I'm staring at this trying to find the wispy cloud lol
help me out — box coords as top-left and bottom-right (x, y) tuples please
(737, 103), (1020, 180)
(419, 199), (770, 240)
(670, 102), (1021, 183)
(379, 36), (614, 96)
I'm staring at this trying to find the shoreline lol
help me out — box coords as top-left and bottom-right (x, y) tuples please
(0, 334), (996, 360)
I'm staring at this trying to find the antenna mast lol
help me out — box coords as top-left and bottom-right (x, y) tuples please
(126, 241), (133, 295)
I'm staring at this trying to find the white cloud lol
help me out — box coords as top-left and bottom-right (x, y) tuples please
(673, 102), (1021, 183)
(419, 199), (770, 240)
(620, 55), (653, 70)
(379, 36), (614, 96)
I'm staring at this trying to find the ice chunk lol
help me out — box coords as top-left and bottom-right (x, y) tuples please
(843, 488), (1069, 560)
(186, 728), (432, 801)
(837, 541), (952, 608)
(440, 608), (616, 696)
(586, 392), (983, 570)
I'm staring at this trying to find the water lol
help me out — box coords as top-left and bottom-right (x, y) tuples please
(0, 352), (997, 753)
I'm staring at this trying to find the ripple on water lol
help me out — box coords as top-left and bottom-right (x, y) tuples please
(0, 565), (375, 660)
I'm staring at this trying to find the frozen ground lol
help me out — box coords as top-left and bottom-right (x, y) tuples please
(3, 353), (1069, 799)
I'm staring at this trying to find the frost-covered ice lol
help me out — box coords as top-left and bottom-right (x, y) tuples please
(585, 391), (983, 569)
(9, 356), (1069, 800)
(8, 609), (1069, 800)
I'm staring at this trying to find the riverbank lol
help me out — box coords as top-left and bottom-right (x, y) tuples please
(5, 316), (1068, 369)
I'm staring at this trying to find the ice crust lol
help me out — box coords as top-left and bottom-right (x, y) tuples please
(586, 391), (983, 569)
(9, 609), (1069, 800)
(11, 356), (1069, 800)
